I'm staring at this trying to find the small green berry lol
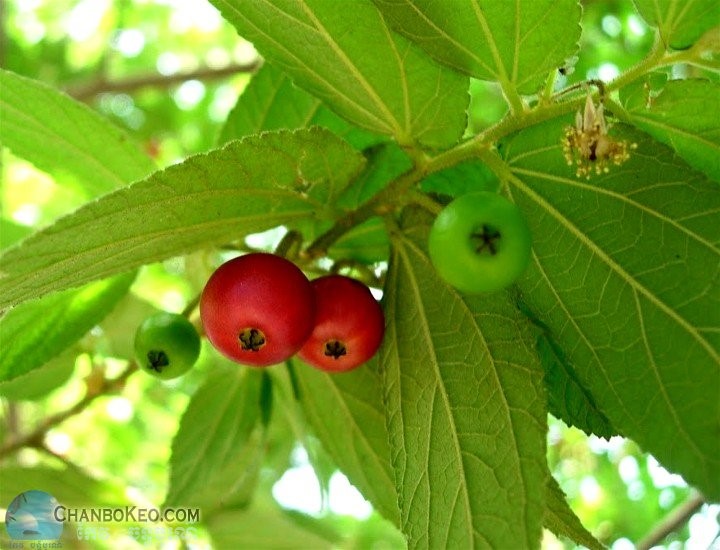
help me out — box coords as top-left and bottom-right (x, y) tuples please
(134, 312), (200, 380)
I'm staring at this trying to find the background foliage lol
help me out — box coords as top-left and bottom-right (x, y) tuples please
(1, 0), (719, 548)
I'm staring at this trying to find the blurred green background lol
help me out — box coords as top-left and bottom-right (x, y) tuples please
(1, 0), (718, 548)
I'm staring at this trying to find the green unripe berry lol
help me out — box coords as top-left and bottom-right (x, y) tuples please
(134, 312), (201, 380)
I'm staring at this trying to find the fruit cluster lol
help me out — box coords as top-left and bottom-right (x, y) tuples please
(200, 253), (385, 372)
(134, 253), (385, 379)
(134, 190), (529, 380)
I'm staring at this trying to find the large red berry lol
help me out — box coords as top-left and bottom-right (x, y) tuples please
(298, 275), (385, 372)
(200, 253), (315, 367)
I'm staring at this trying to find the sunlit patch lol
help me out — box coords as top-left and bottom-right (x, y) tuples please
(272, 464), (323, 516)
(328, 472), (372, 519)
(157, 52), (182, 76)
(105, 396), (134, 422)
(598, 62), (620, 81)
(173, 80), (206, 110)
(579, 476), (604, 507)
(647, 455), (687, 488)
(618, 455), (639, 483)
(601, 15), (622, 37)
(112, 28), (146, 57)
(45, 431), (73, 455)
(12, 204), (40, 226)
(64, 0), (110, 42)
(627, 14), (647, 36)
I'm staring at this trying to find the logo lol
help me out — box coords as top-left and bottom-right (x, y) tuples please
(5, 490), (63, 541)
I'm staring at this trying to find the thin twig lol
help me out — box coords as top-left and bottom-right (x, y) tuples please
(636, 491), (705, 550)
(66, 60), (261, 101)
(0, 363), (137, 459)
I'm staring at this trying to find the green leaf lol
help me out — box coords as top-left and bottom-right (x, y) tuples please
(0, 219), (33, 250)
(632, 0), (720, 49)
(0, 128), (365, 308)
(207, 505), (335, 550)
(0, 347), (76, 400)
(307, 143), (410, 264)
(164, 367), (265, 510)
(0, 465), (128, 509)
(544, 476), (604, 550)
(291, 360), (401, 527)
(338, 143), (412, 208)
(503, 118), (720, 499)
(328, 218), (389, 264)
(0, 69), (154, 198)
(536, 333), (616, 439)
(420, 160), (500, 197)
(381, 212), (547, 548)
(210, 0), (468, 148)
(218, 62), (379, 150)
(164, 365), (262, 510)
(0, 272), (135, 383)
(373, 0), (582, 95)
(623, 79), (720, 182)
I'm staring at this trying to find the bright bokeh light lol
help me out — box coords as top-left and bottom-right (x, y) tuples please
(328, 472), (373, 519)
(627, 14), (647, 36)
(45, 431), (73, 455)
(579, 476), (604, 508)
(105, 396), (135, 422)
(598, 62), (620, 81)
(173, 80), (207, 110)
(601, 15), (623, 37)
(272, 446), (375, 520)
(611, 538), (634, 550)
(113, 28), (146, 57)
(157, 51), (183, 75)
(272, 463), (324, 516)
(647, 456), (687, 488)
(64, 0), (110, 42)
(618, 455), (639, 483)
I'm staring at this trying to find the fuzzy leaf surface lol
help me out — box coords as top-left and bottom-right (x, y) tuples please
(210, 0), (468, 148)
(164, 368), (264, 510)
(632, 0), (720, 48)
(544, 476), (604, 550)
(537, 334), (615, 439)
(0, 273), (135, 383)
(292, 360), (400, 526)
(0, 128), (364, 308)
(218, 62), (379, 149)
(623, 79), (720, 182)
(0, 69), (153, 198)
(503, 119), (720, 498)
(373, 0), (581, 94)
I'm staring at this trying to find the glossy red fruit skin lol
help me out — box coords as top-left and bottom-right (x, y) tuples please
(200, 253), (315, 367)
(298, 275), (385, 373)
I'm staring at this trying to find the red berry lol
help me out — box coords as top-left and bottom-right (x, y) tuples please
(298, 275), (385, 372)
(200, 253), (315, 367)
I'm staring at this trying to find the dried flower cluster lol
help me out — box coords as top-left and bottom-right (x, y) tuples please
(562, 94), (636, 178)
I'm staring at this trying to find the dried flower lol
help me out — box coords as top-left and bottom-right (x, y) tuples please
(562, 94), (637, 178)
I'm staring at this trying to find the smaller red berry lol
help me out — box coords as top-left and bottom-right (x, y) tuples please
(200, 253), (316, 367)
(298, 275), (385, 373)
